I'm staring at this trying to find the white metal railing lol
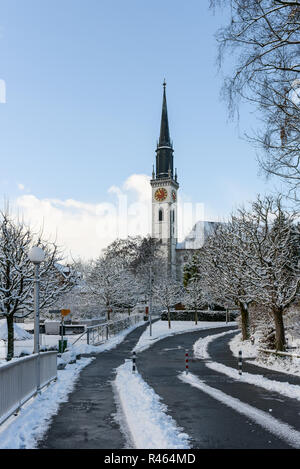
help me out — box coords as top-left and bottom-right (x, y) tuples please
(0, 351), (57, 425)
(72, 314), (144, 346)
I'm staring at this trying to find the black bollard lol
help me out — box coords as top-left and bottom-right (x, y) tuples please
(238, 350), (242, 376)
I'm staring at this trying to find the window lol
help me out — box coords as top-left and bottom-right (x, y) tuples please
(159, 209), (163, 222)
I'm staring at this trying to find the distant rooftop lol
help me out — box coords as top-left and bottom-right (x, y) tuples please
(176, 220), (221, 250)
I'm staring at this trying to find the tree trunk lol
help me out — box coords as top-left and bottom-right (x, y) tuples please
(239, 303), (250, 341)
(6, 314), (14, 361)
(272, 308), (285, 352)
(194, 309), (198, 325)
(167, 307), (171, 329)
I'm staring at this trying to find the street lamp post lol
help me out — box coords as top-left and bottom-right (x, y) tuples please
(149, 266), (153, 337)
(28, 246), (45, 393)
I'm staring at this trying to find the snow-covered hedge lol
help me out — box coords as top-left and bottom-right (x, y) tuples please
(160, 310), (238, 322)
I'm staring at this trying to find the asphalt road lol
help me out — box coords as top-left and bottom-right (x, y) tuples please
(136, 326), (299, 449)
(38, 322), (149, 449)
(38, 322), (300, 449)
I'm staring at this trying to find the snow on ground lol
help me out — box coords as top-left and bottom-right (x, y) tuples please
(193, 332), (300, 401)
(21, 322), (34, 331)
(229, 332), (258, 358)
(70, 320), (145, 356)
(111, 321), (234, 449)
(0, 319), (32, 341)
(114, 360), (190, 449)
(193, 331), (300, 401)
(134, 320), (236, 353)
(0, 357), (93, 449)
(0, 333), (61, 362)
(0, 319), (145, 363)
(179, 372), (300, 449)
(192, 329), (234, 360)
(0, 320), (145, 449)
(229, 333), (300, 377)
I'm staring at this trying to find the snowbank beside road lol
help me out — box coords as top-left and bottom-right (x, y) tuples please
(229, 333), (300, 377)
(179, 372), (300, 449)
(0, 320), (32, 341)
(0, 357), (93, 449)
(134, 320), (236, 353)
(193, 331), (300, 401)
(229, 332), (258, 358)
(0, 320), (146, 448)
(71, 319), (145, 356)
(0, 319), (145, 363)
(115, 360), (190, 449)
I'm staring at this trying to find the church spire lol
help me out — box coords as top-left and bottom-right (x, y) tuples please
(155, 80), (174, 179)
(159, 79), (171, 146)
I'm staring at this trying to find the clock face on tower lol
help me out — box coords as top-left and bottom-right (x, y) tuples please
(154, 188), (168, 201)
(171, 190), (176, 202)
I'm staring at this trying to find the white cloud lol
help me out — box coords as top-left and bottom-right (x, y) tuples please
(14, 174), (152, 261)
(13, 173), (220, 261)
(123, 174), (152, 204)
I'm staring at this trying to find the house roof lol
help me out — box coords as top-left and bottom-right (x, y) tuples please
(176, 221), (221, 250)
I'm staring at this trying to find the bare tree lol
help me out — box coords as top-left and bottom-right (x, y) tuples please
(201, 221), (253, 340)
(99, 236), (162, 315)
(200, 195), (300, 348)
(211, 0), (300, 199)
(0, 211), (75, 360)
(117, 268), (140, 316)
(49, 260), (101, 320)
(184, 277), (206, 325)
(236, 195), (300, 350)
(153, 265), (182, 329)
(87, 257), (123, 321)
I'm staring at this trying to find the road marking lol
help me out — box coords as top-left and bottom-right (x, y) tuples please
(205, 361), (300, 402)
(193, 331), (300, 402)
(179, 372), (300, 449)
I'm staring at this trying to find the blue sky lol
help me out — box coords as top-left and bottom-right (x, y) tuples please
(0, 1), (278, 258)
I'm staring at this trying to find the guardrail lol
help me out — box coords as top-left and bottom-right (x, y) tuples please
(258, 348), (300, 359)
(72, 314), (144, 346)
(0, 351), (57, 426)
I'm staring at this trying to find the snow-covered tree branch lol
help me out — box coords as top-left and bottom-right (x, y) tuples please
(210, 0), (300, 199)
(0, 211), (76, 360)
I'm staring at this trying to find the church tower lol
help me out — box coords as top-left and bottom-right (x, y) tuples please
(150, 81), (179, 276)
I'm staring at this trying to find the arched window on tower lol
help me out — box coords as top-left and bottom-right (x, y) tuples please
(171, 209), (175, 223)
(159, 209), (163, 222)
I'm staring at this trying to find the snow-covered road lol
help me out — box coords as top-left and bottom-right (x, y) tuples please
(133, 323), (300, 448)
(1, 319), (299, 449)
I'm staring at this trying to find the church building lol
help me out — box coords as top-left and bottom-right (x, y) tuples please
(151, 82), (218, 279)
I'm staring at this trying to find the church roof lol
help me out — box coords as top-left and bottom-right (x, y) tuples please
(176, 221), (222, 250)
(155, 81), (175, 180)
